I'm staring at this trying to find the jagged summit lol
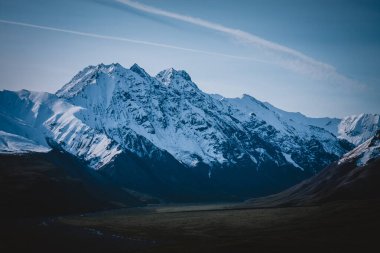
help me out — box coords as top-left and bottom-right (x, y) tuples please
(56, 63), (199, 99)
(56, 63), (129, 99)
(155, 67), (198, 93)
(130, 63), (150, 79)
(156, 67), (192, 82)
(80, 63), (124, 74)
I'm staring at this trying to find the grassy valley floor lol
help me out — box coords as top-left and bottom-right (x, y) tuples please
(2, 199), (380, 253)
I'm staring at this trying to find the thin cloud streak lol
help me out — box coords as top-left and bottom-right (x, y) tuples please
(0, 19), (272, 64)
(116, 0), (364, 88)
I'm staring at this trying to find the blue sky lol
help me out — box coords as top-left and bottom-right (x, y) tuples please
(0, 0), (379, 117)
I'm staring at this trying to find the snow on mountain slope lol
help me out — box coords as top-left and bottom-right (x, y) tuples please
(337, 114), (380, 146)
(57, 64), (244, 166)
(0, 89), (121, 168)
(261, 100), (342, 136)
(223, 94), (379, 147)
(223, 94), (343, 154)
(0, 131), (50, 153)
(226, 95), (379, 147)
(339, 130), (380, 166)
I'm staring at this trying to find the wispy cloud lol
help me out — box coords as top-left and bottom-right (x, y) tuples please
(116, 0), (364, 88)
(0, 19), (272, 64)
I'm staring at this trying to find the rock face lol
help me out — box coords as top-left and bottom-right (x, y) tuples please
(0, 63), (379, 200)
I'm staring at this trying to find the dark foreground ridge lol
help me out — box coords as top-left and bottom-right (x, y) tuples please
(245, 158), (380, 208)
(0, 150), (144, 218)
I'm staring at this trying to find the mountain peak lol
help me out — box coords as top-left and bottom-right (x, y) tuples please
(130, 63), (150, 79)
(56, 63), (131, 98)
(241, 94), (256, 100)
(156, 68), (192, 83)
(97, 63), (125, 73)
(239, 93), (270, 110)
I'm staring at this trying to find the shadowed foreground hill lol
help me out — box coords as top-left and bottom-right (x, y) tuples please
(0, 150), (144, 217)
(245, 159), (380, 207)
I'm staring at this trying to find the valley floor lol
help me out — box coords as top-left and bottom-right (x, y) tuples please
(2, 200), (380, 253)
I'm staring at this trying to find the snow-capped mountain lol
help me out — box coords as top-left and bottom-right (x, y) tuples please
(0, 63), (379, 199)
(54, 63), (342, 172)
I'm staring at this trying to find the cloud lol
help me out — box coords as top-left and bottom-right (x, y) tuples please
(116, 0), (364, 88)
(0, 19), (272, 64)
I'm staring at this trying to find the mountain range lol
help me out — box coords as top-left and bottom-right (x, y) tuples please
(1, 63), (379, 201)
